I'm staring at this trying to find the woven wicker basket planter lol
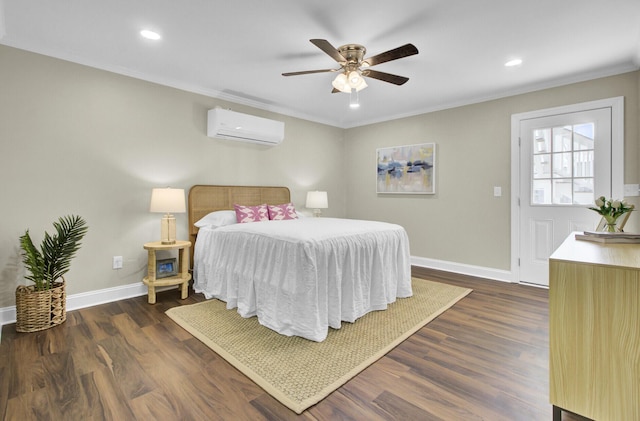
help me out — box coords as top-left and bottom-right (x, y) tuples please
(15, 279), (66, 333)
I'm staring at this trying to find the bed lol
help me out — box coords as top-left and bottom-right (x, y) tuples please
(188, 185), (412, 342)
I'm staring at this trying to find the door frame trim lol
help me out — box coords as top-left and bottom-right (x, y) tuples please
(510, 97), (624, 283)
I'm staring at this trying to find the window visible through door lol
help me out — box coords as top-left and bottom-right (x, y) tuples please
(531, 123), (595, 206)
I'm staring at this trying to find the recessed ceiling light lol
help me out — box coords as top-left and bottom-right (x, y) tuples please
(140, 29), (161, 40)
(505, 58), (523, 67)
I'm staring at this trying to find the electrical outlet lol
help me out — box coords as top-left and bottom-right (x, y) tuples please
(112, 256), (123, 269)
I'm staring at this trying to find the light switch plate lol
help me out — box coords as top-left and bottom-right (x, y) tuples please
(493, 186), (502, 197)
(623, 184), (640, 197)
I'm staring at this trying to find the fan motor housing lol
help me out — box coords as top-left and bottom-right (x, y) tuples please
(338, 44), (366, 65)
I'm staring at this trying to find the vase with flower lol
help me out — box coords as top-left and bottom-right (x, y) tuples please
(588, 196), (634, 232)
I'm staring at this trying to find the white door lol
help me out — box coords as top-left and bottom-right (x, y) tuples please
(513, 98), (623, 286)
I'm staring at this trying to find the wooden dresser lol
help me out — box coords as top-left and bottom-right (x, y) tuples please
(549, 233), (640, 421)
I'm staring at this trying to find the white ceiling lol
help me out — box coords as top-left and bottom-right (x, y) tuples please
(1, 0), (639, 128)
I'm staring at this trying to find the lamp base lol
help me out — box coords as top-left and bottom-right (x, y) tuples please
(312, 209), (322, 217)
(160, 214), (177, 244)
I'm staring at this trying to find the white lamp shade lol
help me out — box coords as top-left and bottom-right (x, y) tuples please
(150, 188), (186, 213)
(353, 77), (368, 92)
(348, 71), (361, 86)
(331, 73), (351, 93)
(306, 191), (328, 209)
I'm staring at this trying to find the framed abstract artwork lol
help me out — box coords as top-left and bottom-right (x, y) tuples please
(377, 143), (436, 194)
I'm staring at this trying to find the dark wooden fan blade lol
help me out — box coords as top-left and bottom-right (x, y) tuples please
(331, 87), (340, 93)
(363, 69), (409, 85)
(363, 43), (418, 67)
(310, 39), (347, 63)
(282, 69), (337, 76)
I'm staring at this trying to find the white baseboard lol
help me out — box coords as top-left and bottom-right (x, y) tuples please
(0, 282), (148, 328)
(411, 256), (515, 283)
(1, 256), (514, 331)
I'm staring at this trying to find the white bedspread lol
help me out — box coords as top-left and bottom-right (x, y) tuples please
(192, 217), (412, 342)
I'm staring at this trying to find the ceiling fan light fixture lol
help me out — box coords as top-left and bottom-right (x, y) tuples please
(346, 70), (368, 91)
(284, 39), (417, 96)
(332, 73), (351, 93)
(354, 78), (368, 92)
(348, 71), (361, 86)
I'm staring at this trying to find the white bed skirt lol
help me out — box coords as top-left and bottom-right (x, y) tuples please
(193, 218), (412, 342)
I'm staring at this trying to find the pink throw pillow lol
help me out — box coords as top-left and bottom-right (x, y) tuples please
(267, 203), (298, 221)
(234, 204), (269, 223)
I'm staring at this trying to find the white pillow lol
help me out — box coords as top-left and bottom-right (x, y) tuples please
(194, 210), (238, 228)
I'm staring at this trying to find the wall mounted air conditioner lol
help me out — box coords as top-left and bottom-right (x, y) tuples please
(207, 108), (284, 146)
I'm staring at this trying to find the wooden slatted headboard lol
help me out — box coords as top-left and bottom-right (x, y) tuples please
(187, 185), (291, 266)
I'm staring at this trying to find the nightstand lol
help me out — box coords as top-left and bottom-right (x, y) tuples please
(143, 240), (191, 304)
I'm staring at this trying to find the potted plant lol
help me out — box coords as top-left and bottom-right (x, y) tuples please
(589, 196), (635, 232)
(16, 215), (88, 332)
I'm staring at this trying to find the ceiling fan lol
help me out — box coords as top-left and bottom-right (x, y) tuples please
(282, 39), (419, 94)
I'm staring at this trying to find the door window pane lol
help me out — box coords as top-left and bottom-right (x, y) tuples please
(552, 153), (572, 178)
(553, 126), (572, 152)
(573, 151), (594, 177)
(573, 178), (594, 205)
(530, 122), (595, 205)
(552, 179), (572, 204)
(532, 180), (552, 204)
(533, 128), (551, 153)
(573, 123), (594, 150)
(533, 154), (551, 179)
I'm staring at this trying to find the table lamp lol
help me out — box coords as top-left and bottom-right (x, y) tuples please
(306, 191), (328, 217)
(150, 187), (186, 244)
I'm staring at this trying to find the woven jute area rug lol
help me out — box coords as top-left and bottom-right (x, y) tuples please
(166, 278), (471, 414)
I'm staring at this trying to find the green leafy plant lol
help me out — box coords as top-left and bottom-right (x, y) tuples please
(19, 215), (89, 291)
(589, 196), (634, 222)
(588, 196), (635, 232)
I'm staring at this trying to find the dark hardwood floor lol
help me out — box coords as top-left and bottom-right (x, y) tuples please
(1, 268), (589, 420)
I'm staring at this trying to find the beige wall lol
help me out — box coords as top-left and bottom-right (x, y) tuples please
(0, 45), (345, 307)
(345, 71), (640, 271)
(1, 43), (639, 309)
